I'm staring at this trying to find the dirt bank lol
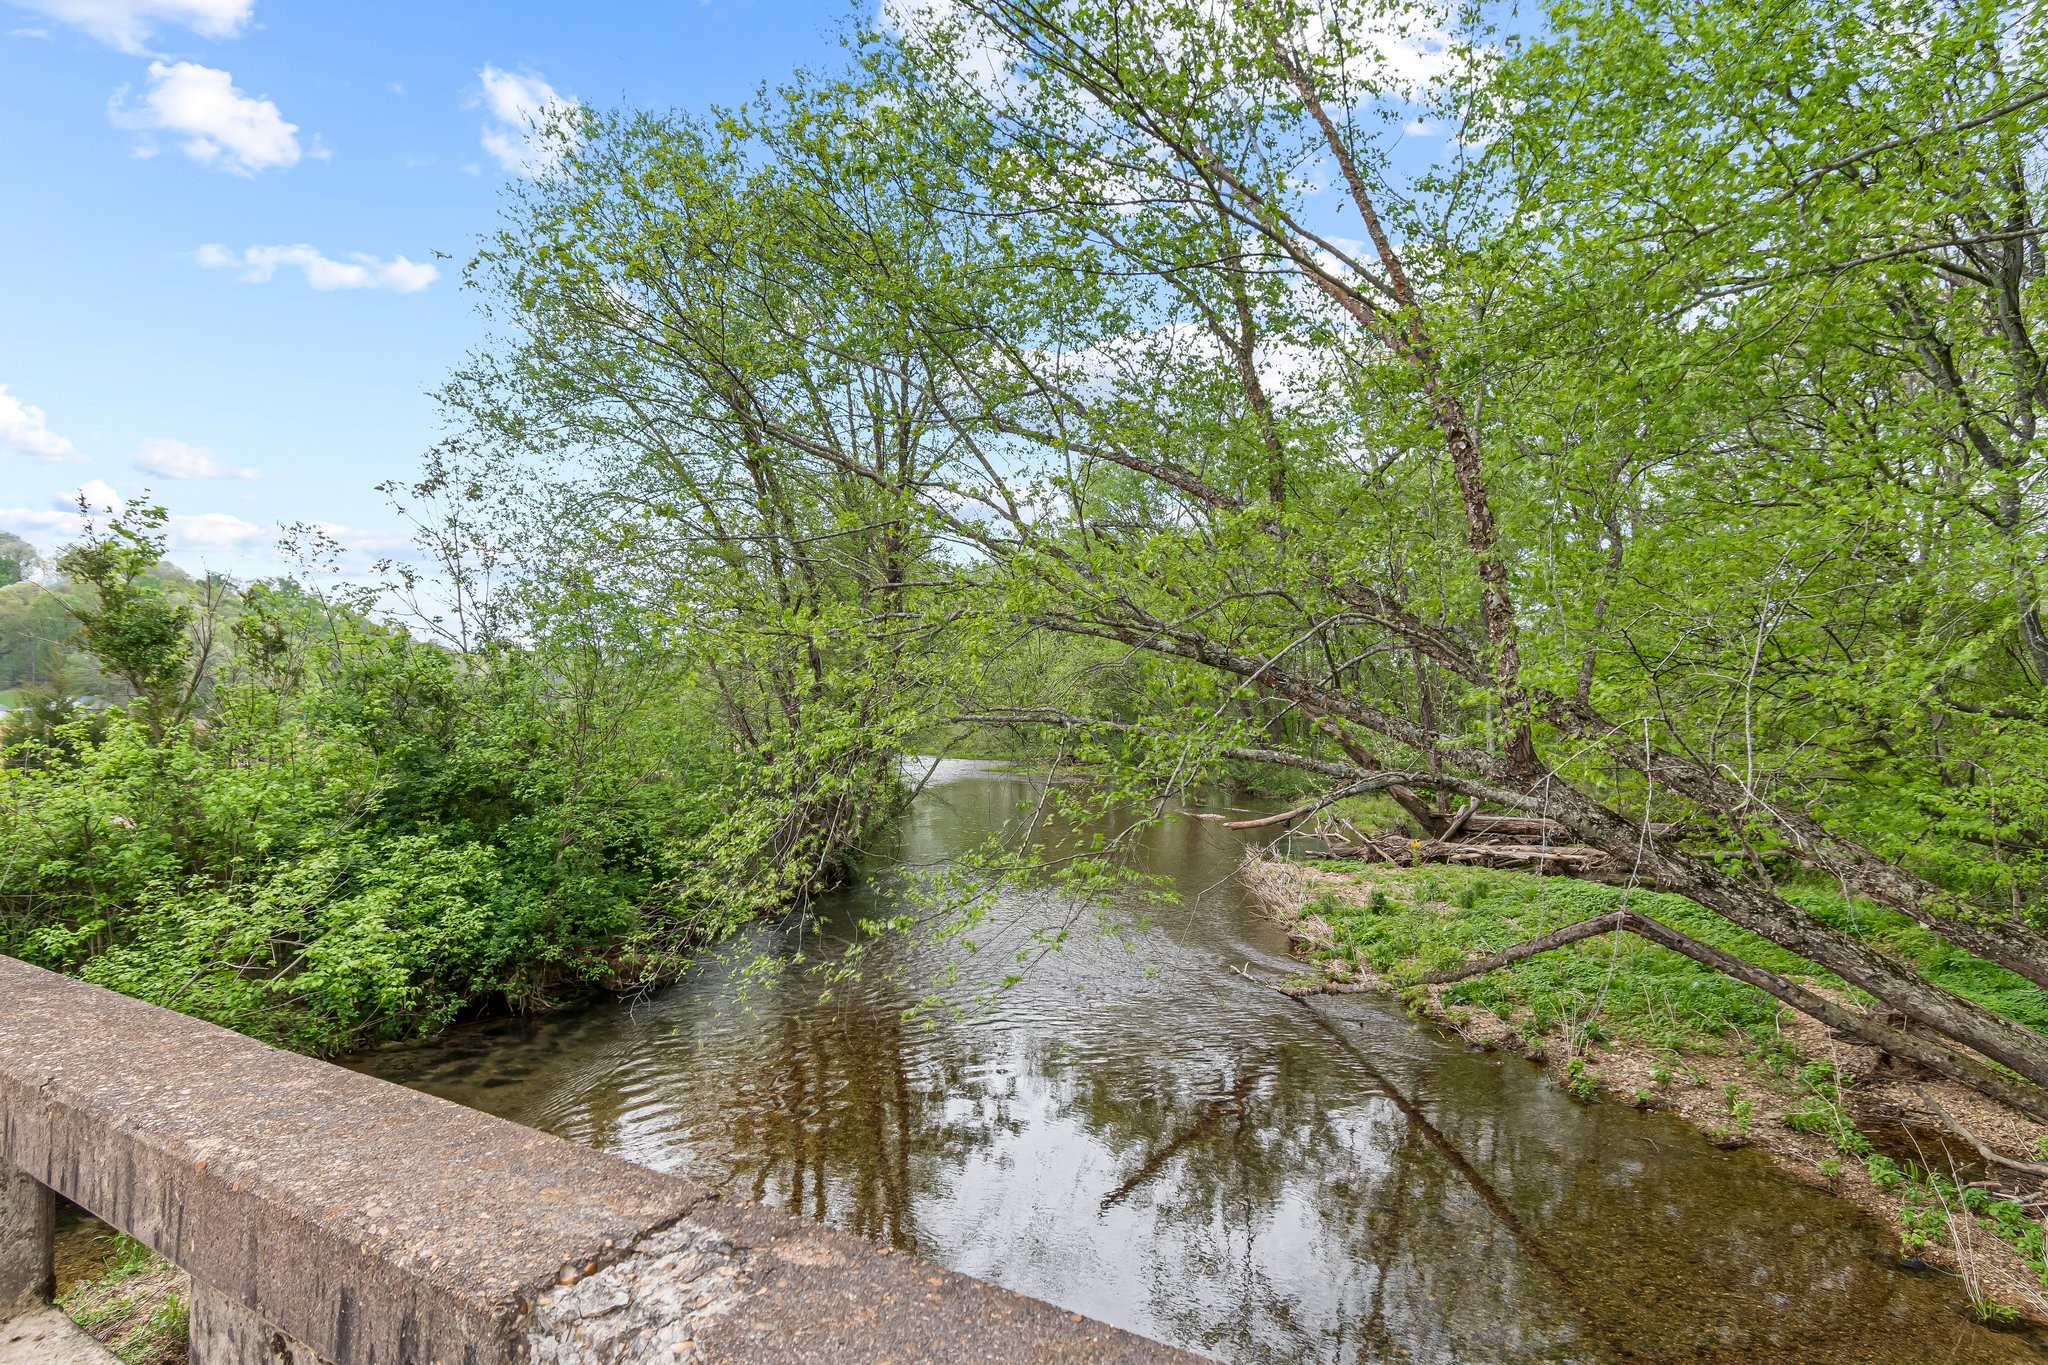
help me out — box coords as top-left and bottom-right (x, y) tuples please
(1244, 854), (2048, 1325)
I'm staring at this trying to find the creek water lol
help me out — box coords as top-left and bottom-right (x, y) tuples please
(360, 760), (2045, 1362)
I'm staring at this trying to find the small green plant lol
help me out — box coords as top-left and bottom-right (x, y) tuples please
(1632, 1087), (1654, 1107)
(1818, 1156), (1843, 1183)
(1866, 1154), (1906, 1190)
(106, 1233), (156, 1277)
(1455, 880), (1497, 910)
(1564, 1057), (1601, 1102)
(1716, 1083), (1754, 1138)
(1784, 1059), (1875, 1157)
(59, 1230), (188, 1364)
(1366, 888), (1391, 914)
(1420, 875), (1445, 905)
(1649, 1058), (1674, 1086)
(1748, 1028), (1802, 1078)
(122, 1290), (189, 1365)
(1898, 1204), (1948, 1255)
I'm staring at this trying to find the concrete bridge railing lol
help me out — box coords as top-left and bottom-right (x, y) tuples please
(0, 957), (1194, 1364)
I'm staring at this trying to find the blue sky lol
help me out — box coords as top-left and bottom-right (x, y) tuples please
(0, 0), (851, 578)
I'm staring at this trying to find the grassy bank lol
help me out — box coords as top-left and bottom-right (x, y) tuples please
(54, 1210), (187, 1365)
(1246, 856), (2048, 1323)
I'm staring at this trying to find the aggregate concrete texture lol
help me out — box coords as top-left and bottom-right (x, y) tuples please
(0, 1307), (119, 1365)
(0, 957), (1200, 1364)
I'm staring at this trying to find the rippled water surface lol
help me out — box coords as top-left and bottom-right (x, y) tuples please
(361, 760), (2046, 1362)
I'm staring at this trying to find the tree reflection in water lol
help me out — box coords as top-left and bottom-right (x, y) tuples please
(359, 762), (2042, 1364)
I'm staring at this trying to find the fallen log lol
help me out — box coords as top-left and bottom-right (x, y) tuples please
(1428, 815), (1680, 839)
(1911, 1086), (2048, 1178)
(1461, 815), (1571, 838)
(1325, 835), (1616, 873)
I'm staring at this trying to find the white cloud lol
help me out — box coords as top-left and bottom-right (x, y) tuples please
(9, 0), (251, 52)
(1403, 118), (1435, 136)
(0, 506), (86, 539)
(0, 488), (412, 571)
(309, 521), (411, 554)
(0, 385), (80, 462)
(196, 243), (438, 292)
(9, 26), (50, 37)
(134, 436), (259, 480)
(72, 478), (124, 512)
(0, 486), (269, 555)
(474, 65), (577, 177)
(166, 510), (264, 547)
(110, 61), (301, 176)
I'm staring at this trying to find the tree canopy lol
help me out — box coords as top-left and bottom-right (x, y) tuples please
(6, 0), (2045, 1109)
(433, 0), (2048, 1108)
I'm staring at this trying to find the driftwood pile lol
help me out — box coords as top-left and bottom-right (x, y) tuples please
(1222, 797), (1674, 884)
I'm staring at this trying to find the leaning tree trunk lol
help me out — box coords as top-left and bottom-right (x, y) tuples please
(1545, 693), (2048, 992)
(1283, 102), (2048, 1116)
(1418, 909), (2048, 1120)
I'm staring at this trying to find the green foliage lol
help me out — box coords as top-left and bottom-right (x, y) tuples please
(1314, 864), (2048, 1065)
(1, 526), (752, 1052)
(55, 507), (193, 735)
(21, 0), (2045, 1087)
(0, 577), (86, 692)
(59, 1230), (187, 1365)
(1721, 1084), (1754, 1138)
(1882, 1159), (2048, 1288)
(0, 532), (38, 588)
(1784, 1060), (1874, 1157)
(1322, 867), (1794, 1048)
(383, 0), (2048, 1081)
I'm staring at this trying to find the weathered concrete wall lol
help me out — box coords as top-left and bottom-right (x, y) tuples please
(0, 1159), (53, 1320)
(0, 958), (1198, 1364)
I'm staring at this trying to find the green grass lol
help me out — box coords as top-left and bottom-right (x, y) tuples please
(1303, 863), (2048, 1304)
(60, 1233), (187, 1365)
(1302, 864), (2048, 1054)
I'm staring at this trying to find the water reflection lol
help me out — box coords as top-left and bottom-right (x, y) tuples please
(361, 761), (2044, 1362)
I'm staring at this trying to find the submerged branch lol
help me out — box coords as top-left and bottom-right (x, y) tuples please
(1913, 1086), (2048, 1178)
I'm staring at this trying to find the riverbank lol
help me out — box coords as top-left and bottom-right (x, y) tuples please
(52, 1208), (187, 1364)
(1244, 854), (2048, 1326)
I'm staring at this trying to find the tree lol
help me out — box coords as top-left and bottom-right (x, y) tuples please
(0, 532), (40, 587)
(55, 503), (216, 739)
(429, 0), (2048, 1112)
(446, 109), (977, 910)
(785, 0), (2048, 1111)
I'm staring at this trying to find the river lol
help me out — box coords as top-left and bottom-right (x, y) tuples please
(359, 759), (2046, 1362)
